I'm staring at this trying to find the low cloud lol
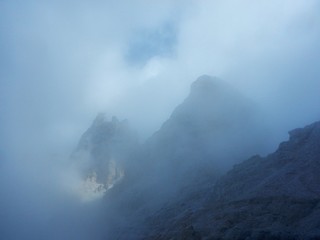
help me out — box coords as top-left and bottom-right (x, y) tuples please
(1, 0), (320, 239)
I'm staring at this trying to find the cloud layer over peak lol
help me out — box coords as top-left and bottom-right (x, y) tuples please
(1, 1), (320, 149)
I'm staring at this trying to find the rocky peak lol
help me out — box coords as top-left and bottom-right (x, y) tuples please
(279, 120), (320, 151)
(77, 113), (133, 150)
(143, 75), (269, 196)
(188, 75), (237, 102)
(142, 120), (320, 240)
(72, 113), (138, 200)
(190, 75), (221, 94)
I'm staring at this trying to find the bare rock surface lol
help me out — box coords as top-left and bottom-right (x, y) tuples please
(143, 121), (320, 239)
(142, 75), (268, 193)
(71, 76), (320, 239)
(72, 113), (138, 194)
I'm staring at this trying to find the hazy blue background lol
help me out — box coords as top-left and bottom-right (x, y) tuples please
(1, 1), (320, 239)
(1, 0), (320, 151)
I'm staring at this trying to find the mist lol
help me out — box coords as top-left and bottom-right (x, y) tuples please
(1, 0), (320, 239)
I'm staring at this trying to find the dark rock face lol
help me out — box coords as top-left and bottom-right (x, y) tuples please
(143, 75), (268, 191)
(143, 121), (320, 239)
(71, 75), (320, 239)
(214, 121), (320, 201)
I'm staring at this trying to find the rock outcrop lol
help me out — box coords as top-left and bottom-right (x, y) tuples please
(72, 113), (138, 197)
(143, 121), (320, 239)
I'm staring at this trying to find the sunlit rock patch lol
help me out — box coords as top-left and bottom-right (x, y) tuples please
(79, 172), (106, 202)
(78, 159), (125, 202)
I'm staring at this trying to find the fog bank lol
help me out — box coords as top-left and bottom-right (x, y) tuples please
(1, 1), (320, 239)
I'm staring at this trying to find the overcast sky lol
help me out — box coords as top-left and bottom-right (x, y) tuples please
(1, 1), (320, 239)
(1, 0), (320, 157)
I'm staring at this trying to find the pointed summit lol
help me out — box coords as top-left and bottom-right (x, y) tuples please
(189, 75), (238, 102)
(145, 75), (268, 188)
(72, 114), (138, 198)
(190, 75), (221, 93)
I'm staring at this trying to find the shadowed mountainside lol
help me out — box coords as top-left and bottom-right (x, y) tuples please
(143, 121), (320, 239)
(138, 75), (269, 193)
(71, 75), (320, 239)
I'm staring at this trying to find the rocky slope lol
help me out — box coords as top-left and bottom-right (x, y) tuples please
(141, 75), (269, 194)
(71, 75), (271, 237)
(103, 75), (269, 218)
(71, 75), (320, 239)
(74, 75), (268, 201)
(143, 121), (320, 239)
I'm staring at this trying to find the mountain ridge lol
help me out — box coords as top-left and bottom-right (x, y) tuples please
(71, 75), (320, 239)
(142, 120), (320, 239)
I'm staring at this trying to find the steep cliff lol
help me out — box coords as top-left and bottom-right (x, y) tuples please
(143, 75), (268, 191)
(71, 113), (138, 200)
